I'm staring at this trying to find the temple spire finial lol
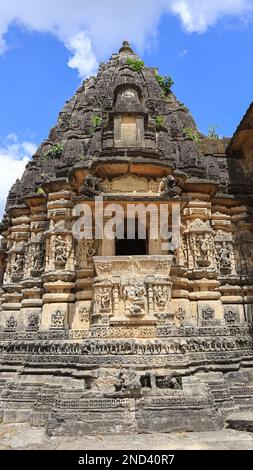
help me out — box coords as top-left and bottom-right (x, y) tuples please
(119, 40), (134, 54)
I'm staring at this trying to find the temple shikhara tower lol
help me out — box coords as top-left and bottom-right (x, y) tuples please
(0, 42), (253, 435)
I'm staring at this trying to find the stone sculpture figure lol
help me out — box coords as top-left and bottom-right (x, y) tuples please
(115, 368), (142, 395)
(216, 242), (232, 271)
(153, 285), (169, 308)
(12, 254), (24, 276)
(77, 238), (97, 268)
(83, 175), (101, 196)
(122, 279), (146, 316)
(55, 236), (71, 267)
(159, 175), (180, 197)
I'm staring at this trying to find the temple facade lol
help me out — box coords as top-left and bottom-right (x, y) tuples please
(0, 42), (253, 435)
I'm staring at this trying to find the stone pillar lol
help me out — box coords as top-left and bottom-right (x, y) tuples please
(41, 190), (75, 330)
(0, 206), (30, 330)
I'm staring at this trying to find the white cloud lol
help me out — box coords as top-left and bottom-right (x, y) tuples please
(171, 0), (253, 33)
(0, 134), (36, 218)
(0, 1), (252, 77)
(66, 32), (98, 78)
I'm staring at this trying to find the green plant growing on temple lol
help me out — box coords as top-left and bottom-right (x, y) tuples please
(178, 101), (189, 112)
(35, 187), (45, 195)
(156, 116), (165, 130)
(91, 115), (102, 128)
(126, 58), (144, 73)
(155, 74), (174, 96)
(88, 115), (102, 136)
(44, 144), (63, 159)
(208, 125), (219, 140)
(184, 127), (200, 143)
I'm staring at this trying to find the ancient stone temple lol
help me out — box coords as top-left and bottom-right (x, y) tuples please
(0, 41), (253, 435)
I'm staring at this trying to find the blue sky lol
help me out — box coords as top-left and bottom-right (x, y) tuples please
(0, 0), (253, 217)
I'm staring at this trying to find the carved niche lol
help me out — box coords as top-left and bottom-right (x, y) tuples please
(214, 231), (235, 275)
(76, 238), (98, 269)
(95, 286), (112, 313)
(121, 278), (147, 317)
(92, 256), (173, 325)
(26, 313), (40, 331)
(25, 239), (45, 278)
(183, 219), (216, 270)
(5, 316), (17, 330)
(54, 235), (72, 269)
(199, 304), (219, 326)
(82, 175), (101, 196)
(159, 175), (181, 197)
(114, 86), (144, 148)
(224, 307), (240, 325)
(50, 309), (65, 329)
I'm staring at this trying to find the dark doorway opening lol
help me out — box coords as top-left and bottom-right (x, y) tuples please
(115, 238), (147, 256)
(115, 219), (148, 256)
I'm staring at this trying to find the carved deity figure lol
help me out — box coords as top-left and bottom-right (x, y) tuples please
(27, 314), (39, 330)
(30, 244), (44, 272)
(201, 305), (215, 321)
(96, 287), (111, 312)
(175, 307), (186, 322)
(115, 368), (141, 395)
(6, 316), (17, 329)
(122, 279), (146, 316)
(77, 238), (97, 268)
(51, 310), (65, 329)
(153, 285), (169, 308)
(216, 242), (232, 271)
(224, 310), (239, 324)
(193, 234), (212, 268)
(83, 175), (101, 196)
(12, 254), (24, 276)
(55, 236), (71, 267)
(159, 175), (180, 197)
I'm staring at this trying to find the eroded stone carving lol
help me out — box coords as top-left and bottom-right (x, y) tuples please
(76, 238), (98, 268)
(27, 314), (39, 331)
(121, 278), (146, 316)
(201, 305), (215, 321)
(54, 236), (71, 268)
(83, 175), (101, 196)
(159, 175), (181, 197)
(175, 307), (186, 322)
(224, 310), (240, 324)
(153, 285), (170, 309)
(51, 310), (65, 329)
(115, 368), (142, 396)
(6, 316), (17, 330)
(95, 287), (112, 312)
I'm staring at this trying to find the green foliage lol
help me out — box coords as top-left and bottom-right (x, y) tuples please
(35, 187), (45, 195)
(184, 127), (200, 143)
(208, 125), (219, 140)
(155, 74), (174, 96)
(178, 101), (189, 112)
(156, 116), (165, 130)
(88, 115), (102, 136)
(126, 57), (144, 73)
(44, 144), (63, 159)
(91, 115), (102, 128)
